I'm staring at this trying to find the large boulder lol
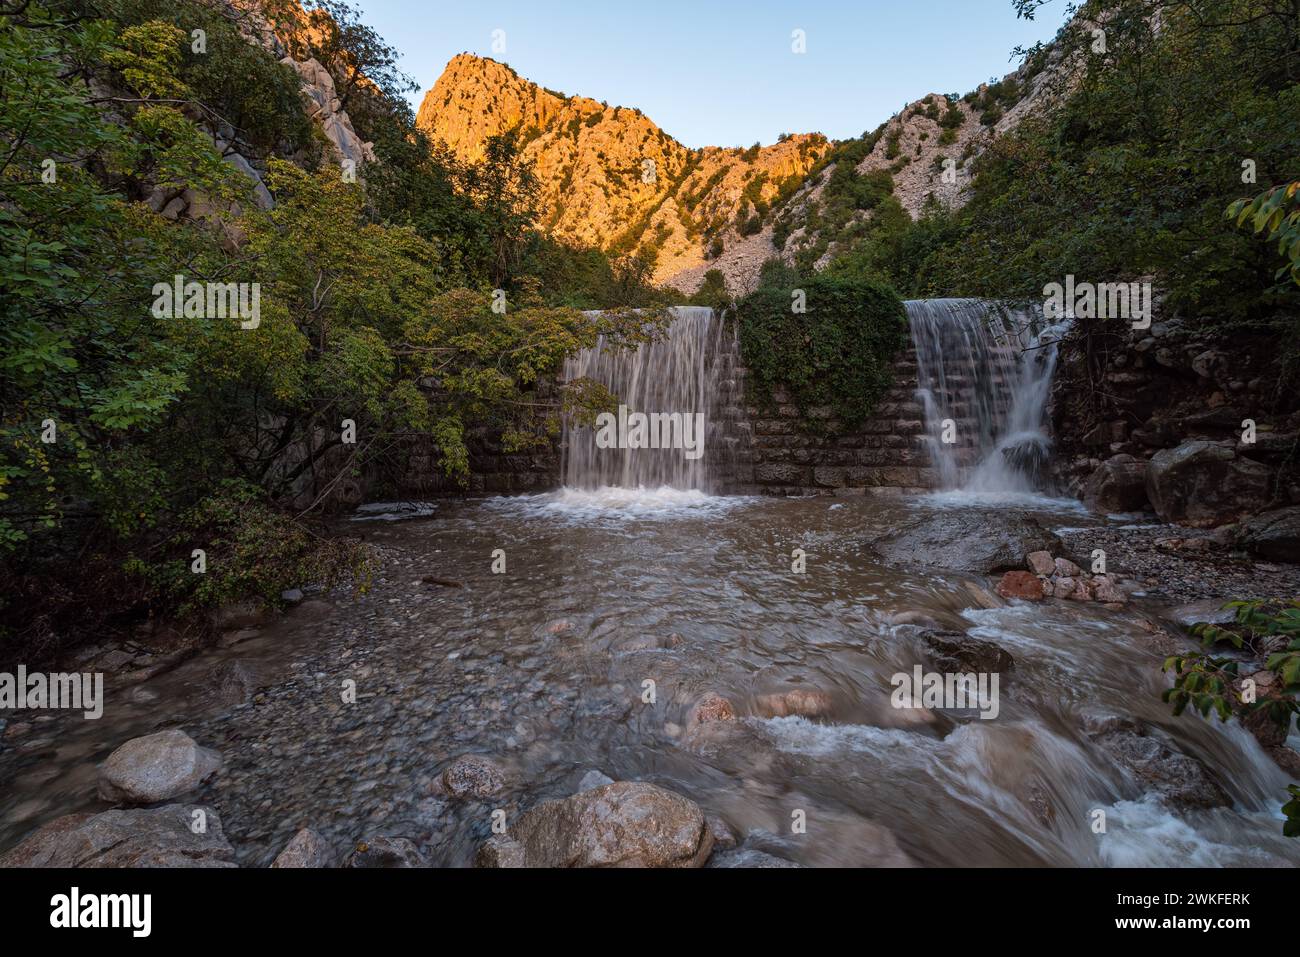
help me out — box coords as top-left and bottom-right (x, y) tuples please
(1083, 453), (1149, 514)
(1091, 728), (1230, 809)
(477, 781), (713, 868)
(0, 805), (235, 868)
(866, 511), (1064, 574)
(97, 729), (222, 804)
(1144, 440), (1272, 527)
(1237, 506), (1300, 563)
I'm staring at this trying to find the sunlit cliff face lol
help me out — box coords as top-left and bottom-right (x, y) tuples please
(415, 53), (830, 289)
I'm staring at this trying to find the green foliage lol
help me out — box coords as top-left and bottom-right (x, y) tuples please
(0, 1), (659, 660)
(103, 20), (187, 99)
(766, 131), (896, 271)
(458, 130), (542, 287)
(1227, 181), (1300, 287)
(905, 0), (1300, 332)
(884, 129), (902, 160)
(1163, 599), (1300, 837)
(1161, 651), (1239, 721)
(269, 0), (416, 111)
(101, 0), (313, 157)
(1171, 601), (1300, 727)
(966, 75), (1020, 125)
(756, 257), (801, 290)
(689, 269), (731, 310)
(128, 480), (369, 614)
(1, 8), (214, 552)
(826, 196), (963, 296)
(736, 275), (908, 433)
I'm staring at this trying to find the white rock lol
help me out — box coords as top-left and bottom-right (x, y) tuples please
(97, 729), (222, 804)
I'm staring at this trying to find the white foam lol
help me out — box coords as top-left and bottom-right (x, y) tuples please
(916, 489), (1089, 512)
(1097, 796), (1292, 868)
(482, 485), (755, 522)
(755, 715), (926, 757)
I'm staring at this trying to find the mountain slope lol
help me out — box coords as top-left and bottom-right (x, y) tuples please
(416, 54), (830, 290)
(416, 30), (1076, 295)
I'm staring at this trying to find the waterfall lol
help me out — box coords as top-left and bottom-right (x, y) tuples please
(560, 306), (743, 492)
(906, 298), (1066, 494)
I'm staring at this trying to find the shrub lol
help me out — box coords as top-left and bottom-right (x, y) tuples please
(689, 269), (731, 310)
(884, 128), (902, 159)
(127, 481), (370, 616)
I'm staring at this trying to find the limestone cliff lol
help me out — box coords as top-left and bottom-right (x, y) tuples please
(415, 39), (1079, 294)
(416, 54), (830, 291)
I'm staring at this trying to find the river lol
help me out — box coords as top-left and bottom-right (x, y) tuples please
(2, 489), (1296, 867)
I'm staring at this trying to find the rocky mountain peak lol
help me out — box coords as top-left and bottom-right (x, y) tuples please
(415, 54), (831, 291)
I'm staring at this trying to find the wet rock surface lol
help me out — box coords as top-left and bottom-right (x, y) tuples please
(920, 631), (1014, 673)
(866, 510), (1064, 574)
(270, 827), (335, 868)
(479, 781), (713, 868)
(436, 754), (507, 800)
(995, 570), (1043, 601)
(0, 805), (235, 868)
(1090, 728), (1231, 810)
(753, 688), (835, 719)
(707, 848), (803, 868)
(344, 835), (426, 868)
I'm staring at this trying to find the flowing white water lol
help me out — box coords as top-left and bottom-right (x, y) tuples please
(560, 306), (742, 493)
(482, 485), (751, 523)
(907, 299), (1068, 495)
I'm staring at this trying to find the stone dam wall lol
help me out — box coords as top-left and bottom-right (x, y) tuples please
(381, 345), (938, 498)
(727, 346), (939, 495)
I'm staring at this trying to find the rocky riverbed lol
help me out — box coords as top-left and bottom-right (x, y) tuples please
(2, 491), (1298, 868)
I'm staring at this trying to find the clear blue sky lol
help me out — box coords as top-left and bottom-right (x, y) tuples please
(353, 0), (1073, 148)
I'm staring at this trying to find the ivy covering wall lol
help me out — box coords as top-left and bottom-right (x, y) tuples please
(736, 276), (908, 433)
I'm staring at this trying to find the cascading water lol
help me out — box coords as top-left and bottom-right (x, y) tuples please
(560, 306), (743, 493)
(907, 298), (1067, 495)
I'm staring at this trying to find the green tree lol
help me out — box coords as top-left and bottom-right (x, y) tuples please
(689, 269), (731, 310)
